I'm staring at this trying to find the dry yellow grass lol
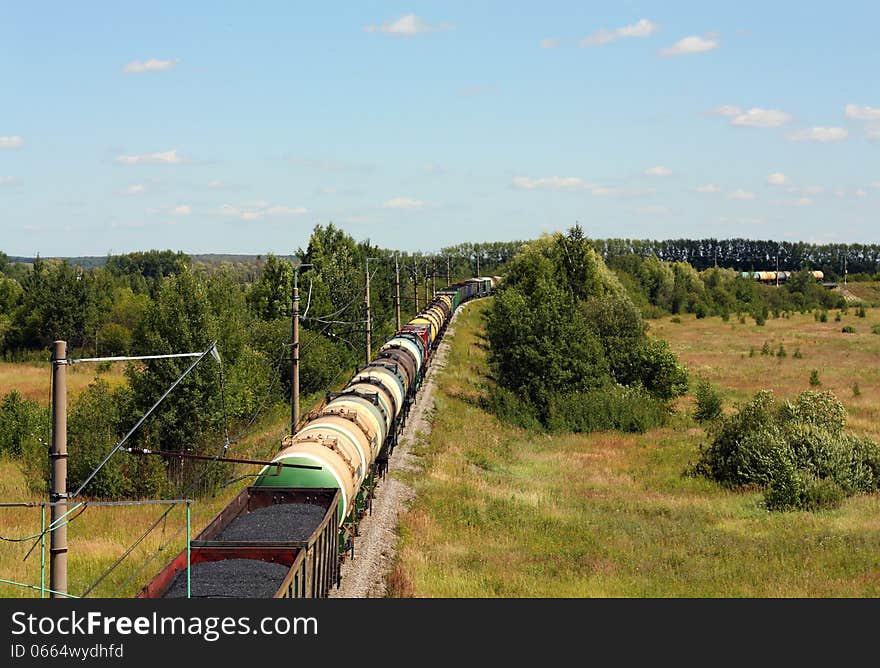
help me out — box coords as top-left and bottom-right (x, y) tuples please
(0, 362), (127, 405)
(650, 308), (880, 440)
(391, 301), (880, 597)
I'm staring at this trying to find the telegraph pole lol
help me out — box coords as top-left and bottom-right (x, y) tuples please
(424, 262), (430, 305)
(365, 258), (378, 365)
(412, 264), (419, 312)
(394, 255), (402, 331)
(50, 340), (68, 598)
(291, 263), (312, 431)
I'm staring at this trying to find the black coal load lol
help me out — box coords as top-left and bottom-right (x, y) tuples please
(215, 503), (326, 543)
(164, 559), (289, 598)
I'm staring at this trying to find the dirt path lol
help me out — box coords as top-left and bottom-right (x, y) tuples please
(329, 304), (464, 598)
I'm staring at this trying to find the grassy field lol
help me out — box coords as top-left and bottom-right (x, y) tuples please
(843, 281), (880, 306)
(0, 361), (127, 405)
(390, 300), (880, 597)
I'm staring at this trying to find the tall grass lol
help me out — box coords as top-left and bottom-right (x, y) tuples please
(390, 301), (880, 597)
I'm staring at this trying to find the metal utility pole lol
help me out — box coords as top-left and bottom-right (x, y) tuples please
(446, 256), (451, 287)
(50, 340), (68, 599)
(411, 264), (419, 312)
(776, 250), (779, 287)
(291, 263), (312, 431)
(431, 258), (436, 297)
(394, 255), (402, 331)
(844, 253), (847, 285)
(365, 258), (378, 365)
(475, 252), (481, 277)
(424, 262), (430, 305)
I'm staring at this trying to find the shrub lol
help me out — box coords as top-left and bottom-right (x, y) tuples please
(777, 343), (787, 358)
(842, 325), (856, 333)
(873, 323), (880, 335)
(809, 370), (821, 386)
(693, 379), (723, 424)
(853, 384), (861, 397)
(835, 312), (842, 322)
(761, 341), (771, 355)
(820, 311), (828, 323)
(793, 347), (803, 359)
(670, 316), (682, 324)
(546, 385), (667, 434)
(748, 347), (755, 357)
(692, 389), (880, 512)
(857, 306), (866, 318)
(0, 391), (47, 456)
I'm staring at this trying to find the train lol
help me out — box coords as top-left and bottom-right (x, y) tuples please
(139, 275), (501, 598)
(743, 270), (824, 284)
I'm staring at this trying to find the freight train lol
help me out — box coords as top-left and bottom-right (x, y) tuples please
(139, 276), (500, 598)
(743, 270), (824, 284)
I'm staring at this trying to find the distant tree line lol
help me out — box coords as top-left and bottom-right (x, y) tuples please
(606, 254), (847, 321)
(592, 237), (880, 279)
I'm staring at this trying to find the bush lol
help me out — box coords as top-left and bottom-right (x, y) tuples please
(777, 343), (787, 358)
(692, 389), (880, 512)
(835, 312), (842, 322)
(819, 311), (828, 323)
(857, 306), (866, 318)
(670, 316), (682, 324)
(842, 325), (856, 333)
(546, 385), (667, 434)
(761, 341), (771, 355)
(693, 379), (723, 424)
(809, 369), (821, 386)
(853, 383), (861, 397)
(873, 323), (880, 335)
(0, 390), (47, 456)
(793, 347), (803, 359)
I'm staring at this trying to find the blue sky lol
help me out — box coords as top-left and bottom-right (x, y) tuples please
(2, 2), (878, 256)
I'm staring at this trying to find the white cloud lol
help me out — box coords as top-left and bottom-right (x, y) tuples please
(266, 205), (307, 216)
(795, 197), (813, 207)
(219, 201), (307, 220)
(712, 105), (741, 117)
(0, 135), (24, 149)
(540, 38), (560, 49)
(660, 35), (718, 56)
(855, 189), (867, 198)
(871, 181), (880, 189)
(787, 185), (825, 195)
(590, 186), (622, 196)
(116, 149), (186, 165)
(730, 108), (792, 128)
(172, 205), (191, 216)
(788, 127), (848, 143)
(581, 18), (660, 47)
(0, 176), (18, 186)
(122, 58), (177, 74)
(382, 197), (426, 209)
(364, 14), (454, 37)
(728, 189), (755, 200)
(644, 165), (672, 176)
(767, 172), (788, 185)
(124, 184), (146, 195)
(512, 176), (593, 191)
(695, 183), (721, 193)
(845, 104), (880, 121)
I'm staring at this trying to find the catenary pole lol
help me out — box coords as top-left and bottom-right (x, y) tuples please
(50, 340), (68, 598)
